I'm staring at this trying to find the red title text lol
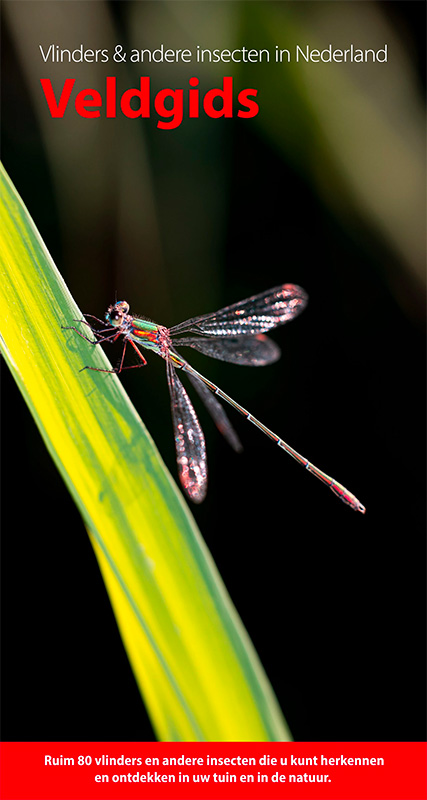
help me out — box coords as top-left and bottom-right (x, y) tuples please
(40, 77), (259, 130)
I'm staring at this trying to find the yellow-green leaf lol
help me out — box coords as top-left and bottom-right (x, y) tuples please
(0, 162), (291, 742)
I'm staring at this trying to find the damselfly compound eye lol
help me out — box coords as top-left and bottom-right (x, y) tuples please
(105, 302), (128, 327)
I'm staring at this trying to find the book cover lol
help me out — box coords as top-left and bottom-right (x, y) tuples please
(1, 1), (426, 798)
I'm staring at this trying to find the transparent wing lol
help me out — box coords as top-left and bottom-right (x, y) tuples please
(186, 372), (243, 453)
(171, 333), (281, 367)
(166, 358), (207, 503)
(169, 284), (307, 337)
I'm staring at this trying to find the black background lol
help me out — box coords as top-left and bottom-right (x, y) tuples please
(1, 0), (426, 743)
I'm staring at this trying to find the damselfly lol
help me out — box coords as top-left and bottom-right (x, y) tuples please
(65, 284), (365, 512)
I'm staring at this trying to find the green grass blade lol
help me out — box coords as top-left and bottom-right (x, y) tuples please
(0, 163), (291, 742)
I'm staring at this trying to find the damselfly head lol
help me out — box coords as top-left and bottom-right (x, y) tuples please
(105, 300), (130, 327)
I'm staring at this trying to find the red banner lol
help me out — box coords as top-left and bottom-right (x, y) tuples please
(1, 742), (426, 800)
